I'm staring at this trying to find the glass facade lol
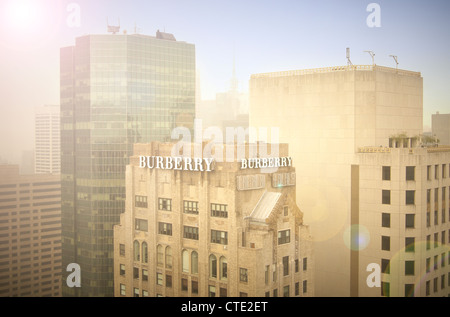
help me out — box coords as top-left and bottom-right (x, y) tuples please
(61, 33), (195, 296)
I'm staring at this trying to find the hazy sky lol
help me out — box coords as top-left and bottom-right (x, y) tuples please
(0, 0), (449, 163)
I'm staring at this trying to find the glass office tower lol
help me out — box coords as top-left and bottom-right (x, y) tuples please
(60, 31), (195, 296)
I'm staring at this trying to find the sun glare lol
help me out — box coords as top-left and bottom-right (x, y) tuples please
(5, 0), (41, 30)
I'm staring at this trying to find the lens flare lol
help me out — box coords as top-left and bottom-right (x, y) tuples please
(343, 224), (370, 251)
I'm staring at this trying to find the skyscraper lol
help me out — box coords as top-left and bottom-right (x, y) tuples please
(35, 105), (60, 174)
(60, 30), (195, 297)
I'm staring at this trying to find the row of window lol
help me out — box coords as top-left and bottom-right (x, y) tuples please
(380, 233), (448, 252)
(381, 273), (450, 297)
(134, 196), (228, 218)
(382, 164), (450, 182)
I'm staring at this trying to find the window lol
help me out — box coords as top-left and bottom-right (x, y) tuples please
(295, 282), (300, 296)
(208, 285), (216, 297)
(381, 259), (390, 274)
(283, 285), (290, 297)
(295, 259), (299, 273)
(273, 289), (278, 297)
(434, 233), (439, 248)
(211, 230), (228, 245)
(426, 281), (430, 296)
(240, 268), (248, 282)
(441, 275), (445, 290)
(239, 292), (248, 297)
(405, 284), (415, 297)
(283, 256), (289, 276)
(166, 274), (172, 288)
(165, 246), (172, 269)
(435, 165), (439, 179)
(427, 165), (431, 180)
(405, 261), (415, 276)
(442, 253), (446, 268)
(183, 200), (199, 214)
(133, 267), (139, 279)
(427, 235), (431, 250)
(142, 290), (148, 297)
(405, 237), (415, 253)
(426, 258), (431, 273)
(211, 203), (228, 218)
(157, 245), (163, 266)
(427, 212), (431, 227)
(405, 214), (415, 228)
(119, 244), (125, 257)
(381, 282), (390, 297)
(265, 265), (270, 284)
(278, 229), (290, 245)
(192, 281), (198, 294)
(158, 198), (172, 211)
(183, 226), (199, 240)
(133, 240), (140, 262)
(119, 264), (125, 276)
(135, 218), (148, 231)
(191, 251), (198, 274)
(135, 195), (147, 208)
(120, 284), (126, 296)
(133, 288), (139, 297)
(382, 190), (390, 205)
(303, 280), (307, 294)
(142, 242), (148, 263)
(406, 166), (415, 181)
(382, 213), (391, 228)
(434, 255), (438, 270)
(443, 164), (447, 178)
(156, 273), (163, 286)
(283, 206), (289, 216)
(209, 254), (217, 278)
(442, 231), (446, 245)
(158, 222), (172, 236)
(405, 190), (415, 205)
(433, 277), (438, 293)
(382, 166), (391, 181)
(220, 288), (227, 297)
(181, 278), (188, 291)
(142, 269), (148, 282)
(382, 236), (390, 251)
(220, 256), (227, 280)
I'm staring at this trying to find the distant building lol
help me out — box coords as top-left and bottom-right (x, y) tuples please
(34, 105), (60, 174)
(114, 142), (314, 297)
(20, 150), (34, 175)
(0, 165), (61, 297)
(432, 112), (450, 146)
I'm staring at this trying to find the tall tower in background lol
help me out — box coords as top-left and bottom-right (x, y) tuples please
(34, 105), (60, 174)
(60, 30), (195, 297)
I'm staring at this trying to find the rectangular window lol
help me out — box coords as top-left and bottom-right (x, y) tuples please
(283, 206), (289, 216)
(181, 278), (188, 291)
(156, 273), (163, 286)
(135, 218), (148, 232)
(142, 290), (148, 297)
(211, 230), (228, 245)
(295, 259), (299, 273)
(283, 256), (289, 276)
(426, 281), (430, 296)
(382, 166), (391, 181)
(278, 229), (290, 245)
(295, 282), (300, 296)
(381, 259), (390, 274)
(382, 213), (391, 228)
(183, 200), (199, 214)
(220, 288), (227, 297)
(158, 222), (172, 236)
(142, 269), (148, 282)
(273, 289), (278, 297)
(427, 212), (431, 227)
(405, 190), (415, 205)
(433, 277), (438, 293)
(265, 265), (269, 285)
(405, 214), (415, 228)
(435, 165), (439, 179)
(133, 267), (139, 279)
(240, 268), (248, 282)
(441, 275), (445, 290)
(120, 264), (125, 276)
(382, 236), (390, 251)
(381, 282), (390, 297)
(303, 280), (307, 294)
(427, 235), (431, 250)
(427, 165), (431, 180)
(443, 164), (447, 178)
(135, 195), (148, 208)
(120, 284), (126, 296)
(208, 285), (216, 297)
(405, 284), (415, 297)
(382, 190), (391, 205)
(303, 257), (308, 271)
(166, 274), (172, 288)
(192, 280), (198, 294)
(133, 288), (139, 297)
(426, 258), (431, 273)
(406, 166), (415, 181)
(119, 244), (125, 257)
(283, 285), (290, 297)
(183, 226), (199, 240)
(211, 203), (228, 218)
(434, 233), (439, 248)
(442, 231), (446, 245)
(405, 237), (415, 253)
(158, 198), (172, 211)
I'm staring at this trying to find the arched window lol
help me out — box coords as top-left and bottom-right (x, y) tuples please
(142, 242), (148, 264)
(209, 254), (217, 278)
(157, 245), (163, 267)
(191, 251), (198, 274)
(182, 250), (189, 273)
(133, 240), (140, 262)
(219, 256), (227, 280)
(165, 246), (172, 269)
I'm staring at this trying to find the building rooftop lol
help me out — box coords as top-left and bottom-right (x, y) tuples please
(248, 191), (282, 224)
(251, 65), (421, 79)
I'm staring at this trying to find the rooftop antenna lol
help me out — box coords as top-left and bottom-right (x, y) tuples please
(107, 17), (120, 34)
(389, 55), (399, 70)
(346, 48), (353, 66)
(364, 50), (375, 66)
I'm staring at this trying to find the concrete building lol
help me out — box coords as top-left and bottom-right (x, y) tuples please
(0, 165), (62, 297)
(113, 142), (313, 297)
(432, 112), (450, 146)
(34, 105), (60, 174)
(60, 30), (196, 297)
(249, 65), (424, 296)
(355, 142), (450, 297)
